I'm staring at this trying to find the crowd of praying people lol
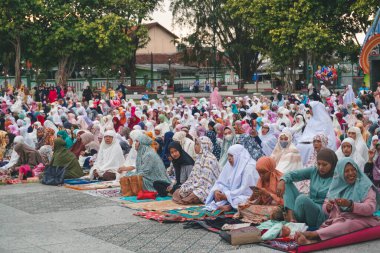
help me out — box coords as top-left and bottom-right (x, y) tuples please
(0, 81), (380, 245)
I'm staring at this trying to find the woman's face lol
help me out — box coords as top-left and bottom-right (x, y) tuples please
(135, 140), (140, 150)
(170, 148), (181, 159)
(194, 140), (201, 154)
(104, 135), (113, 145)
(279, 135), (288, 141)
(344, 163), (357, 184)
(5, 135), (9, 145)
(152, 141), (159, 152)
(348, 131), (356, 140)
(224, 128), (232, 136)
(256, 167), (270, 182)
(342, 143), (352, 157)
(313, 139), (322, 152)
(373, 139), (378, 147)
(227, 154), (234, 166)
(261, 126), (269, 135)
(37, 130), (44, 138)
(317, 160), (333, 176)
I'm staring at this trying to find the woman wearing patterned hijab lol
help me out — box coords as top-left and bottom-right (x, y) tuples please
(305, 134), (328, 167)
(173, 136), (221, 204)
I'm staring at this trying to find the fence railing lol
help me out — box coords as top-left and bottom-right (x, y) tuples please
(0, 76), (239, 92)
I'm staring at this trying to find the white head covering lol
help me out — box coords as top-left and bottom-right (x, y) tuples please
(343, 85), (355, 107)
(347, 127), (369, 162)
(335, 138), (366, 170)
(205, 144), (259, 210)
(89, 130), (124, 179)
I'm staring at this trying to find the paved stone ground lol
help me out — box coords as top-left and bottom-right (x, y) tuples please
(0, 183), (379, 253)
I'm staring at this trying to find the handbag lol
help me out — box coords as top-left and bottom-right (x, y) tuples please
(41, 165), (67, 186)
(120, 176), (133, 196)
(219, 226), (261, 245)
(120, 175), (143, 196)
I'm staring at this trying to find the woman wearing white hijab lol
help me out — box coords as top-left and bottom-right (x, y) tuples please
(297, 101), (337, 164)
(271, 131), (303, 174)
(343, 84), (355, 107)
(90, 130), (125, 180)
(335, 138), (366, 170)
(0, 136), (25, 171)
(347, 126), (369, 162)
(205, 144), (259, 211)
(290, 114), (305, 145)
(259, 123), (278, 156)
(173, 131), (197, 160)
(118, 129), (143, 177)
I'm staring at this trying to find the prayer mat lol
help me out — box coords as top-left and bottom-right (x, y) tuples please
(166, 206), (235, 219)
(64, 179), (100, 185)
(64, 181), (119, 191)
(260, 225), (380, 253)
(120, 200), (201, 211)
(83, 188), (121, 198)
(134, 211), (188, 223)
(120, 196), (172, 203)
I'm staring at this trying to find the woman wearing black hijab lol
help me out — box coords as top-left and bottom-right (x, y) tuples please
(153, 141), (194, 196)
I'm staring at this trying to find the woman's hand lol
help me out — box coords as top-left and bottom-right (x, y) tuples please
(214, 190), (226, 202)
(166, 185), (173, 192)
(335, 198), (351, 208)
(368, 149), (376, 162)
(326, 200), (334, 212)
(276, 180), (285, 197)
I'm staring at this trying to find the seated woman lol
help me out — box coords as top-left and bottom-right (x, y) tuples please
(271, 131), (303, 174)
(173, 131), (197, 160)
(234, 156), (284, 223)
(57, 130), (74, 149)
(133, 134), (171, 191)
(90, 130), (125, 181)
(154, 141), (194, 197)
(219, 127), (238, 168)
(336, 138), (366, 169)
(249, 156), (283, 205)
(277, 149), (338, 228)
(172, 136), (221, 204)
(51, 138), (83, 179)
(296, 157), (380, 245)
(205, 144), (260, 212)
(13, 142), (44, 178)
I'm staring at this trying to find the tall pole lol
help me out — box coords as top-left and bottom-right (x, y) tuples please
(206, 58), (209, 81)
(150, 52), (154, 86)
(212, 0), (217, 87)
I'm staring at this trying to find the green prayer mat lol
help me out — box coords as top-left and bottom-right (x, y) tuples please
(165, 206), (235, 219)
(120, 196), (172, 203)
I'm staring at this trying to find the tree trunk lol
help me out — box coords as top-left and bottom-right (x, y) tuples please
(14, 36), (21, 88)
(56, 56), (69, 86)
(128, 51), (137, 86)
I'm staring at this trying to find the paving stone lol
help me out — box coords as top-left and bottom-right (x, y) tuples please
(0, 189), (117, 214)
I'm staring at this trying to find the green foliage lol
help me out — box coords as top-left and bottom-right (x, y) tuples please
(228, 0), (379, 70)
(0, 0), (160, 84)
(171, 0), (263, 82)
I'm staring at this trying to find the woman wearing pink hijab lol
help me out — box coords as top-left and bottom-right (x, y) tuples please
(210, 87), (223, 109)
(242, 123), (252, 134)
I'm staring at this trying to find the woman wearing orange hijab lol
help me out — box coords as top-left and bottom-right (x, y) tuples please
(253, 156), (284, 205)
(234, 156), (284, 223)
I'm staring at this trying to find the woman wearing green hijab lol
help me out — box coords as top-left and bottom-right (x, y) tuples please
(296, 157), (380, 245)
(277, 148), (338, 228)
(134, 134), (171, 191)
(57, 130), (74, 149)
(51, 138), (83, 179)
